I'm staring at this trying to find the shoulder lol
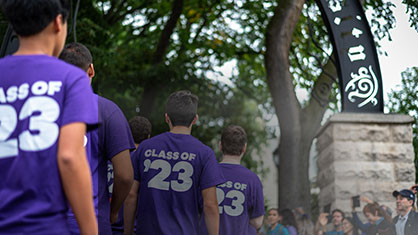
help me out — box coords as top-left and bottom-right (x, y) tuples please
(98, 96), (121, 112)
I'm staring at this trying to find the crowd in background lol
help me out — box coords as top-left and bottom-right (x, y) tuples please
(259, 186), (418, 235)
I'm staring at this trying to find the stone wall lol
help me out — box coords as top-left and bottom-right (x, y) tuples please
(316, 113), (415, 215)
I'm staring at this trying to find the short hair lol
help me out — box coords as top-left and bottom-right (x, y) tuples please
(59, 42), (93, 71)
(332, 209), (345, 218)
(363, 203), (381, 216)
(342, 217), (359, 235)
(221, 125), (247, 156)
(129, 116), (152, 145)
(279, 209), (298, 232)
(166, 90), (198, 127)
(1, 0), (70, 37)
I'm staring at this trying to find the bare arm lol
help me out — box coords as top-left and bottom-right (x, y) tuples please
(202, 186), (220, 235)
(58, 123), (97, 235)
(314, 213), (328, 235)
(250, 215), (264, 231)
(123, 180), (140, 235)
(110, 149), (134, 224)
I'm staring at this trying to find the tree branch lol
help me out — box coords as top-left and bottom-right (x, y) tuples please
(152, 0), (184, 64)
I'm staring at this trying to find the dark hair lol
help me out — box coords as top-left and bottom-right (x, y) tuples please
(221, 125), (247, 156)
(129, 116), (152, 145)
(166, 90), (198, 127)
(268, 208), (278, 214)
(59, 42), (93, 71)
(343, 217), (359, 235)
(279, 209), (298, 232)
(363, 203), (381, 216)
(1, 0), (70, 36)
(332, 209), (345, 219)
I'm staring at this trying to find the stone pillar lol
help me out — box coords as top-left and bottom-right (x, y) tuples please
(316, 113), (415, 214)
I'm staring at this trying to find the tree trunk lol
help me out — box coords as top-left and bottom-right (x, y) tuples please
(265, 0), (337, 213)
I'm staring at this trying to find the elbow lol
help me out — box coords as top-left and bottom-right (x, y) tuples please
(114, 169), (134, 188)
(57, 151), (81, 167)
(203, 202), (219, 216)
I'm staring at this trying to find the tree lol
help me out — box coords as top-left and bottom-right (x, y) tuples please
(265, 0), (418, 212)
(387, 67), (418, 182)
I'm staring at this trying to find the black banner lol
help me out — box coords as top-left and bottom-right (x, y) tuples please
(316, 0), (384, 113)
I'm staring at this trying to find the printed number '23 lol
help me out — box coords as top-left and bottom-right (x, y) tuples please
(0, 97), (60, 158)
(144, 159), (193, 192)
(217, 188), (245, 216)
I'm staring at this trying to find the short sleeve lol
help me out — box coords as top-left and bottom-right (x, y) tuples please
(103, 104), (136, 160)
(132, 148), (141, 181)
(199, 149), (225, 190)
(61, 72), (98, 128)
(250, 176), (265, 218)
(130, 150), (140, 181)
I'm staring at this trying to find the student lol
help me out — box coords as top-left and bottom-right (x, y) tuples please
(124, 90), (225, 235)
(199, 125), (264, 235)
(0, 0), (98, 234)
(111, 116), (152, 235)
(59, 42), (135, 235)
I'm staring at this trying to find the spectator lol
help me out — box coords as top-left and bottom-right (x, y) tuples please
(279, 208), (298, 235)
(315, 209), (345, 235)
(392, 189), (418, 235)
(342, 217), (359, 235)
(293, 207), (314, 235)
(267, 208), (289, 235)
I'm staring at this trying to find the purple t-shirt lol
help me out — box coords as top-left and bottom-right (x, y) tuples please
(200, 163), (265, 235)
(0, 55), (98, 234)
(132, 132), (225, 235)
(67, 95), (135, 235)
(110, 151), (137, 235)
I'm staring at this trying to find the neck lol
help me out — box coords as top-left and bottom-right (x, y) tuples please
(170, 126), (191, 135)
(335, 224), (343, 231)
(221, 155), (242, 165)
(15, 35), (54, 56)
(401, 207), (411, 217)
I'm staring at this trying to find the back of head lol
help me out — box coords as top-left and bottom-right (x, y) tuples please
(1, 0), (70, 37)
(279, 208), (298, 229)
(166, 90), (198, 127)
(363, 203), (381, 216)
(59, 42), (92, 71)
(221, 125), (247, 156)
(129, 116), (152, 145)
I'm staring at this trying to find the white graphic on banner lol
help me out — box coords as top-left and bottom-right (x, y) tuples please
(345, 66), (378, 108)
(348, 45), (366, 62)
(352, 28), (363, 38)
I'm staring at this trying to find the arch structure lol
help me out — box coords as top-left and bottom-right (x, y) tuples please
(316, 0), (384, 112)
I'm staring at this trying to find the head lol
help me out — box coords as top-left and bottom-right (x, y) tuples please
(268, 208), (280, 226)
(362, 203), (381, 224)
(1, 0), (70, 56)
(342, 217), (358, 235)
(220, 125), (247, 157)
(129, 116), (152, 146)
(165, 90), (198, 128)
(279, 208), (298, 229)
(59, 42), (95, 82)
(393, 189), (415, 214)
(331, 209), (344, 227)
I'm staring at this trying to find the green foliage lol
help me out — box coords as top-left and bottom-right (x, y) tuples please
(387, 67), (418, 182)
